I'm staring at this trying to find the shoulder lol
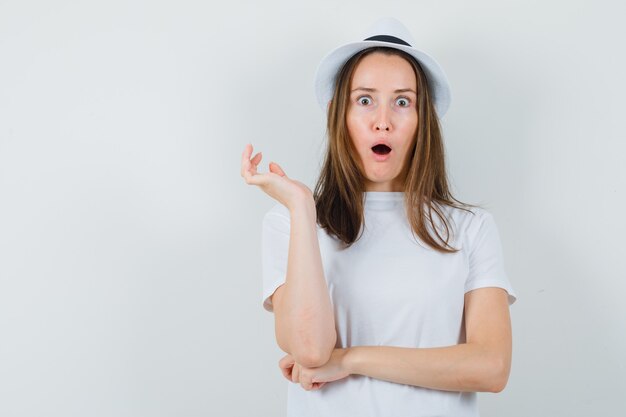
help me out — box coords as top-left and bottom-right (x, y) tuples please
(445, 206), (505, 257)
(433, 203), (499, 247)
(436, 203), (492, 230)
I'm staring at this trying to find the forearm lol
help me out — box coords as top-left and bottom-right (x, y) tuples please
(344, 344), (508, 393)
(276, 198), (336, 367)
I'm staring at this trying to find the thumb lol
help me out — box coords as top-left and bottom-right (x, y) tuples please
(269, 162), (287, 177)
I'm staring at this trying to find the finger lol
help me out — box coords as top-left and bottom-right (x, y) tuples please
(241, 143), (252, 163)
(278, 355), (295, 381)
(240, 144), (252, 177)
(269, 162), (286, 177)
(279, 364), (293, 381)
(292, 364), (300, 383)
(245, 151), (263, 178)
(312, 382), (327, 390)
(243, 158), (256, 178)
(242, 157), (260, 183)
(280, 363), (294, 381)
(244, 169), (283, 187)
(300, 370), (314, 391)
(249, 152), (262, 174)
(243, 169), (269, 186)
(251, 152), (262, 167)
(278, 355), (294, 368)
(279, 356), (293, 366)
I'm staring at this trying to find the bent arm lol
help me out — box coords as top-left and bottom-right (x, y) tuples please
(273, 197), (336, 368)
(343, 288), (512, 392)
(344, 343), (506, 393)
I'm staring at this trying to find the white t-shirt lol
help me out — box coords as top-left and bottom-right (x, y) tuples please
(261, 191), (517, 417)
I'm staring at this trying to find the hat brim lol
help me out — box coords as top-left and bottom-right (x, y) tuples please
(314, 40), (451, 117)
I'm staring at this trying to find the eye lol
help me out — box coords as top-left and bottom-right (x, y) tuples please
(396, 97), (410, 107)
(357, 96), (372, 105)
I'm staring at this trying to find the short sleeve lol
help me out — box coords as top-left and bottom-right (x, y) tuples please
(261, 204), (291, 313)
(464, 210), (517, 306)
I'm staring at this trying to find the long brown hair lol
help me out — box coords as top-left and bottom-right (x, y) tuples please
(313, 47), (481, 253)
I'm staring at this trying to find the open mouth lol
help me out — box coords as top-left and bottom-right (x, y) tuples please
(372, 144), (392, 155)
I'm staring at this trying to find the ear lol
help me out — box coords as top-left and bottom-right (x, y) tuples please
(327, 100), (332, 110)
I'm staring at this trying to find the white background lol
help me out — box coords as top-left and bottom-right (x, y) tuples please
(1, 0), (625, 416)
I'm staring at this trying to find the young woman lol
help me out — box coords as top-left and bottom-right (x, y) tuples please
(240, 17), (517, 417)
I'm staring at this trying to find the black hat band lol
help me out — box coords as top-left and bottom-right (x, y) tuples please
(363, 35), (411, 47)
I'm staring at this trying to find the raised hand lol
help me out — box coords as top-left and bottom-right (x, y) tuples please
(240, 143), (314, 210)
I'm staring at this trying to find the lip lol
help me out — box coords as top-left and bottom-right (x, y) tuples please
(371, 139), (393, 162)
(372, 139), (392, 149)
(371, 148), (392, 161)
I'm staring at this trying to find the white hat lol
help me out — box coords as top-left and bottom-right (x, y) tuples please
(314, 17), (452, 118)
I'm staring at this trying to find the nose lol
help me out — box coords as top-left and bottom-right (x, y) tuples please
(374, 106), (391, 132)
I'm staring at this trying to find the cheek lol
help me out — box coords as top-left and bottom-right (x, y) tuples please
(346, 116), (368, 147)
(399, 114), (418, 138)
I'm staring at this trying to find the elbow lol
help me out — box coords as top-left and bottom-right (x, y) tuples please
(276, 311), (337, 368)
(294, 340), (336, 368)
(489, 377), (508, 393)
(489, 372), (509, 393)
(276, 345), (328, 368)
(463, 352), (509, 393)
(295, 350), (329, 368)
(293, 335), (337, 368)
(486, 357), (510, 393)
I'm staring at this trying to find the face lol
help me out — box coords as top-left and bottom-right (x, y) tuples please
(346, 52), (418, 192)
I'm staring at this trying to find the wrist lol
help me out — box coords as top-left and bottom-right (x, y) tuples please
(342, 347), (360, 375)
(288, 193), (316, 215)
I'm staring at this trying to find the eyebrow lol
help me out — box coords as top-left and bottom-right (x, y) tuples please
(350, 87), (417, 95)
